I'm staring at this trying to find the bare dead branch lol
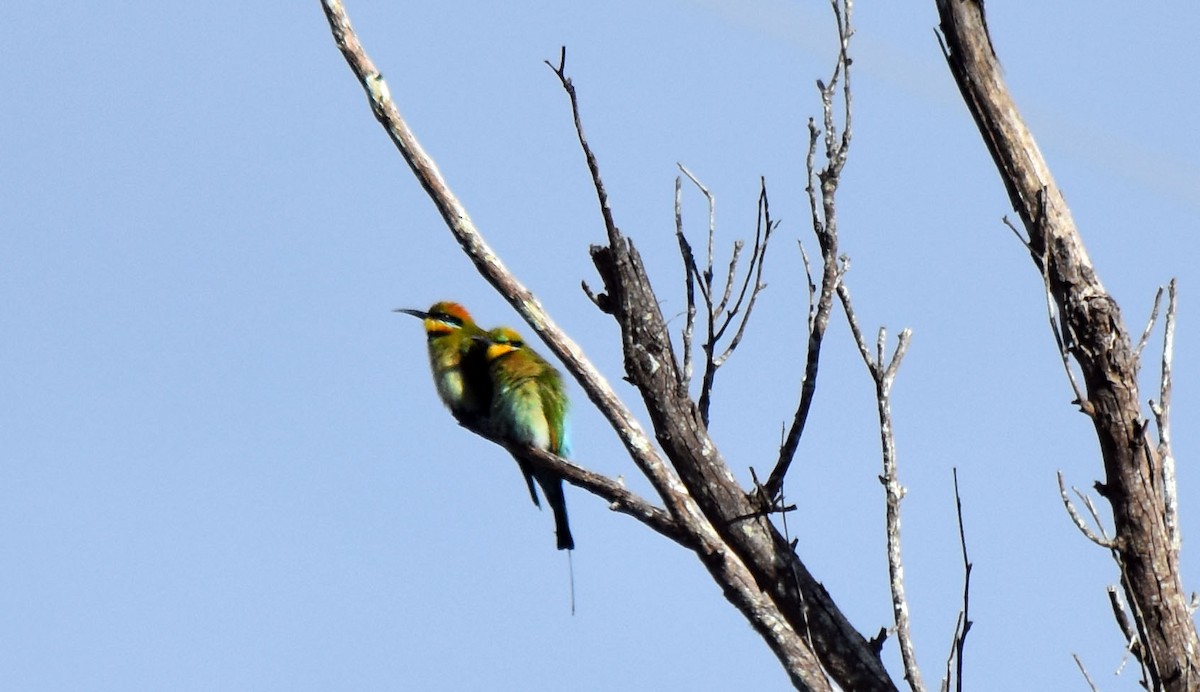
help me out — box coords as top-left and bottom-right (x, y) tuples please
(677, 165), (721, 423)
(765, 0), (856, 498)
(1057, 471), (1115, 548)
(327, 1), (896, 687)
(674, 176), (699, 386)
(547, 44), (843, 691)
(714, 180), (775, 366)
(804, 116), (821, 226)
(830, 0), (853, 159)
(676, 167), (775, 426)
(1107, 586), (1141, 658)
(837, 279), (873, 370)
(715, 242), (743, 320)
(715, 186), (771, 342)
(1133, 286), (1164, 361)
(839, 282), (923, 692)
(937, 1), (1200, 685)
(1076, 489), (1112, 543)
(1072, 654), (1101, 692)
(543, 47), (624, 251)
(1001, 215), (1032, 251)
(838, 284), (921, 689)
(941, 469), (973, 692)
(941, 616), (960, 692)
(1152, 279), (1179, 556)
(501, 442), (692, 547)
(1033, 237), (1089, 412)
(677, 164), (717, 302)
(577, 48), (897, 692)
(798, 241), (818, 333)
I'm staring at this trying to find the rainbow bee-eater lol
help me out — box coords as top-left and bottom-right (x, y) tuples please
(395, 301), (492, 431)
(397, 301), (543, 511)
(481, 326), (575, 551)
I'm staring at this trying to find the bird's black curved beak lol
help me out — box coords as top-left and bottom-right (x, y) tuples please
(394, 308), (429, 319)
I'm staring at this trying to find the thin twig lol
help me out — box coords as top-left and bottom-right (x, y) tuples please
(945, 468), (973, 692)
(677, 165), (721, 424)
(677, 166), (774, 425)
(799, 241), (817, 334)
(1107, 586), (1140, 657)
(942, 612), (962, 692)
(830, 0), (853, 165)
(678, 163), (716, 303)
(715, 180), (775, 366)
(545, 47), (621, 249)
(715, 182), (771, 342)
(765, 6), (853, 497)
(715, 241), (743, 320)
(1154, 279), (1179, 555)
(674, 176), (698, 386)
(1072, 654), (1101, 692)
(1076, 489), (1109, 539)
(1056, 471), (1114, 548)
(837, 280), (874, 372)
(1035, 240), (1089, 412)
(1132, 286), (1164, 361)
(1001, 215), (1031, 251)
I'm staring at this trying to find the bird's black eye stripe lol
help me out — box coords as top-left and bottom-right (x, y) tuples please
(431, 311), (463, 327)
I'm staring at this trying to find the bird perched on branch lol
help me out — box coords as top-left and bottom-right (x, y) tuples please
(394, 301), (491, 431)
(396, 302), (559, 539)
(480, 326), (575, 551)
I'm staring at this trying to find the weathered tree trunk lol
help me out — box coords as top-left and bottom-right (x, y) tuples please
(591, 237), (898, 691)
(935, 2), (1200, 689)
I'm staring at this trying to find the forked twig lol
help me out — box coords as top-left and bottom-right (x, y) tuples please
(838, 282), (923, 692)
(1056, 471), (1114, 548)
(677, 166), (775, 425)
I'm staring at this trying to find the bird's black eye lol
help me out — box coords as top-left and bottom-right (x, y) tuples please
(511, 340), (523, 348)
(431, 311), (463, 327)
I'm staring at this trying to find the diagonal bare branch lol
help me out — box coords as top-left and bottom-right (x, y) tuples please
(503, 442), (691, 546)
(1071, 654), (1101, 692)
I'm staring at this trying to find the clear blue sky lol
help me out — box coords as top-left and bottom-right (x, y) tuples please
(3, 2), (1198, 690)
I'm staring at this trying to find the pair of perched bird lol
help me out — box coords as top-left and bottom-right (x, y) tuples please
(398, 301), (574, 551)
